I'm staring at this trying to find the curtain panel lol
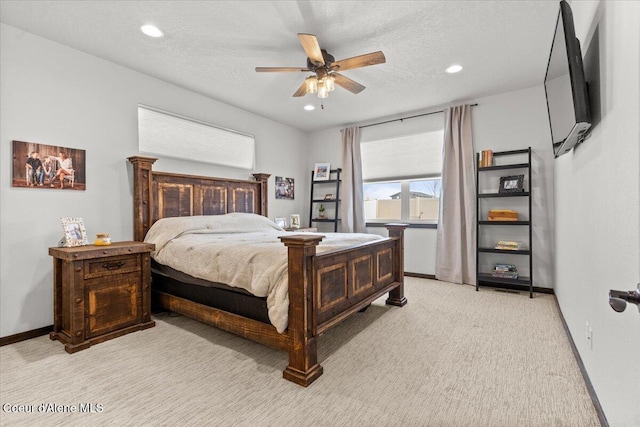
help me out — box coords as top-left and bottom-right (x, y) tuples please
(340, 127), (366, 233)
(436, 105), (476, 285)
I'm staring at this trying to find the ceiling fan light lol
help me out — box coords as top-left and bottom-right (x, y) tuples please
(325, 75), (335, 92)
(318, 84), (329, 98)
(305, 76), (318, 94)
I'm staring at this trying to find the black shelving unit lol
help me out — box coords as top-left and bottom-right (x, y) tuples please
(476, 148), (533, 298)
(309, 168), (341, 232)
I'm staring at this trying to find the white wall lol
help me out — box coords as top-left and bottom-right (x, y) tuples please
(473, 86), (555, 288)
(554, 2), (640, 425)
(0, 24), (308, 337)
(307, 86), (553, 284)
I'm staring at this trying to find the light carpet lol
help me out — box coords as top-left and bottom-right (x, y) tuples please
(0, 278), (600, 426)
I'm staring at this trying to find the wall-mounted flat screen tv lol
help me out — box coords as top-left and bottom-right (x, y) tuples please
(544, 0), (591, 158)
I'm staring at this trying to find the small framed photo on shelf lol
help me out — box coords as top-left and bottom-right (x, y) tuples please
(313, 163), (330, 181)
(324, 193), (334, 200)
(289, 214), (301, 229)
(60, 217), (89, 247)
(499, 175), (524, 193)
(274, 217), (287, 228)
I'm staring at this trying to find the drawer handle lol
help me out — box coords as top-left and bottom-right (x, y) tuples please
(102, 261), (125, 271)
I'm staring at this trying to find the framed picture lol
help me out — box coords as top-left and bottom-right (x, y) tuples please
(275, 176), (295, 200)
(12, 140), (86, 190)
(60, 217), (89, 247)
(499, 175), (525, 193)
(274, 217), (287, 228)
(313, 163), (330, 181)
(324, 193), (334, 200)
(289, 214), (301, 229)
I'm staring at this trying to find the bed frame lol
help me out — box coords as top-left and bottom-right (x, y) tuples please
(128, 156), (407, 386)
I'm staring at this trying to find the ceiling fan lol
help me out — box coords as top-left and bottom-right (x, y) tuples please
(255, 33), (386, 98)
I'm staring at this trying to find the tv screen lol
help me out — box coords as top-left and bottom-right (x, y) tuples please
(544, 0), (591, 158)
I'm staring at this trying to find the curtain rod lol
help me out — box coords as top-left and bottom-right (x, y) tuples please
(359, 103), (478, 129)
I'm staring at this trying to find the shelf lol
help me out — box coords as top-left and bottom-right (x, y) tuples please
(478, 220), (530, 226)
(478, 192), (529, 198)
(476, 147), (533, 298)
(478, 247), (531, 255)
(310, 168), (341, 232)
(492, 148), (530, 156)
(479, 163), (529, 172)
(478, 273), (531, 286)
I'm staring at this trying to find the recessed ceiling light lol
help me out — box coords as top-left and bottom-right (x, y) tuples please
(141, 24), (164, 38)
(304, 105), (315, 111)
(445, 64), (463, 74)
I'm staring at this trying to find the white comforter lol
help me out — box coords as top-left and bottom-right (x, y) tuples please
(144, 213), (383, 333)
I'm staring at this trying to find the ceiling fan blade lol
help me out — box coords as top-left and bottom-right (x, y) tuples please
(332, 73), (365, 94)
(293, 81), (307, 97)
(297, 33), (325, 66)
(331, 51), (386, 71)
(255, 67), (310, 72)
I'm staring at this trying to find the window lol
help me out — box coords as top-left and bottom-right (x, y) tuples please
(138, 105), (255, 169)
(362, 130), (443, 223)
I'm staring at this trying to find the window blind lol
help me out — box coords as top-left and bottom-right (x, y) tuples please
(137, 105), (255, 169)
(361, 130), (444, 181)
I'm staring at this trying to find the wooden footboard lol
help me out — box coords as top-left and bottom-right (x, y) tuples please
(280, 223), (407, 386)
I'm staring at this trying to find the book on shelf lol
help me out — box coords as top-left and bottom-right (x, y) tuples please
(491, 271), (519, 279)
(480, 150), (493, 167)
(491, 263), (519, 279)
(495, 240), (521, 250)
(494, 263), (517, 270)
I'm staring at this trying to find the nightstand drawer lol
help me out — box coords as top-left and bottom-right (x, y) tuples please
(84, 254), (141, 279)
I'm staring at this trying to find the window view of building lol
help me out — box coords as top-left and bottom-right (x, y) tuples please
(363, 178), (441, 221)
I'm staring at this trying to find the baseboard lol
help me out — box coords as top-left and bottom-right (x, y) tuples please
(405, 272), (437, 280)
(554, 297), (609, 427)
(479, 281), (555, 295)
(0, 325), (53, 347)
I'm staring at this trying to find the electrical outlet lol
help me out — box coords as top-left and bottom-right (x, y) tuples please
(585, 321), (593, 350)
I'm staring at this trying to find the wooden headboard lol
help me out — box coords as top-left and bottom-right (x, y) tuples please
(128, 156), (270, 241)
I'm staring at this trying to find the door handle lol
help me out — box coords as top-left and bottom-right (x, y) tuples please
(609, 284), (640, 313)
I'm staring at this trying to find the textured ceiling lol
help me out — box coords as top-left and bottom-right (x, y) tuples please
(0, 1), (560, 132)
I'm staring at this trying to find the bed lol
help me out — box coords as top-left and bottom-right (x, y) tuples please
(128, 156), (407, 386)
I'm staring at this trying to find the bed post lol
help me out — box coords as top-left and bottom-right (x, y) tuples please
(278, 234), (325, 387)
(252, 173), (270, 216)
(127, 156), (157, 242)
(385, 223), (408, 306)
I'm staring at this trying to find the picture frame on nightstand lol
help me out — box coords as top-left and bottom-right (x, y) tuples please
(290, 214), (301, 229)
(60, 217), (88, 247)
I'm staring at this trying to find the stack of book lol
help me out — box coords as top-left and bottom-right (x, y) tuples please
(491, 263), (518, 279)
(479, 150), (494, 167)
(495, 240), (520, 250)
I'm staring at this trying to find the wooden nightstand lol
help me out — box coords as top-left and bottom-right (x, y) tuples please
(49, 241), (155, 353)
